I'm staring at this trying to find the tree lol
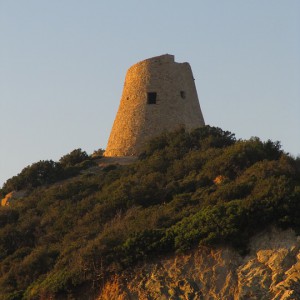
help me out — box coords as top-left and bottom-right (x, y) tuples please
(59, 149), (89, 167)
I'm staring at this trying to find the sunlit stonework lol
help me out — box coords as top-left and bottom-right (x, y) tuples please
(104, 54), (205, 156)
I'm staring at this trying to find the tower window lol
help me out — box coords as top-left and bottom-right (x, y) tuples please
(147, 92), (157, 104)
(180, 91), (186, 99)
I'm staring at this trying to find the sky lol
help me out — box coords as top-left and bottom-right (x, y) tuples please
(0, 0), (299, 187)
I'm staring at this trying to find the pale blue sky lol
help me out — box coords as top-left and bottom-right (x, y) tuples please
(1, 1), (299, 187)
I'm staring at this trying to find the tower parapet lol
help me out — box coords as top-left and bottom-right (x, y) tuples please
(104, 54), (205, 156)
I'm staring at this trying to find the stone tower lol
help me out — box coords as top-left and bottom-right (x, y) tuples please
(104, 54), (205, 156)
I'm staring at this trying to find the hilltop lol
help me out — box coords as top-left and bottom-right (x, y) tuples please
(0, 126), (300, 299)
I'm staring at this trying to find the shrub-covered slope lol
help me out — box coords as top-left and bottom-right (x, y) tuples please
(0, 126), (299, 300)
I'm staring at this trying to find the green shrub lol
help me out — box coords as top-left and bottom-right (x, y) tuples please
(59, 148), (89, 167)
(0, 126), (299, 299)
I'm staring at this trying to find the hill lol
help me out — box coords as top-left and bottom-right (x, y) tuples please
(0, 126), (300, 299)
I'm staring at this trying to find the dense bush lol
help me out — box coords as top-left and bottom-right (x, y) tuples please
(59, 148), (89, 167)
(1, 160), (63, 193)
(1, 149), (94, 195)
(0, 126), (299, 299)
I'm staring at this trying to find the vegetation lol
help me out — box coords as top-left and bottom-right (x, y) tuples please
(1, 149), (94, 195)
(0, 126), (299, 299)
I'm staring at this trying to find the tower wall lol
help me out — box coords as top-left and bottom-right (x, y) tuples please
(104, 54), (205, 156)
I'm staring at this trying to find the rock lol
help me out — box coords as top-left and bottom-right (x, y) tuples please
(97, 228), (300, 299)
(1, 190), (27, 206)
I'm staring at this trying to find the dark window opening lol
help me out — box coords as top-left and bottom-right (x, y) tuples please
(147, 92), (157, 104)
(180, 91), (186, 99)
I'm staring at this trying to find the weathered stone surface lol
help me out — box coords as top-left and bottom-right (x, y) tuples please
(104, 54), (205, 157)
(98, 228), (300, 299)
(1, 190), (27, 206)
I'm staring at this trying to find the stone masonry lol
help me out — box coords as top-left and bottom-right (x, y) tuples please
(104, 54), (205, 156)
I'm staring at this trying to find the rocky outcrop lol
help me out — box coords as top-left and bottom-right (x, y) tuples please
(1, 190), (27, 206)
(98, 228), (300, 299)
